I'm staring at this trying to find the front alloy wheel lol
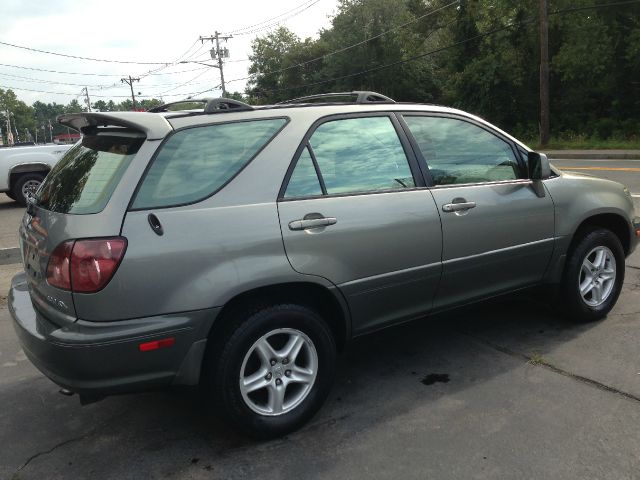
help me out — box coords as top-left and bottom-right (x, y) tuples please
(561, 228), (624, 322)
(578, 246), (616, 307)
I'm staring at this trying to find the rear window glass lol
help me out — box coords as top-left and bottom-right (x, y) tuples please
(36, 131), (144, 214)
(131, 118), (287, 210)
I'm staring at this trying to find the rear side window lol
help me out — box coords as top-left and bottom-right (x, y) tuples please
(132, 118), (286, 209)
(36, 131), (144, 214)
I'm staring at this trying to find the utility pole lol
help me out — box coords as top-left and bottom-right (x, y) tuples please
(539, 0), (550, 147)
(121, 76), (140, 110)
(81, 87), (92, 112)
(199, 32), (232, 97)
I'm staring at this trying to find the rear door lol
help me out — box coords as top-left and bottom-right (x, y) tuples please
(400, 114), (555, 308)
(277, 114), (443, 335)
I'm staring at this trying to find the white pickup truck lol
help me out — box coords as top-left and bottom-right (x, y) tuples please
(0, 143), (73, 206)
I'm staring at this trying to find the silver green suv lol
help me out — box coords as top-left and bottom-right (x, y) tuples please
(9, 92), (639, 438)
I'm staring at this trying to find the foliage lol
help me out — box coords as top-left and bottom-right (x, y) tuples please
(0, 89), (167, 144)
(244, 0), (640, 140)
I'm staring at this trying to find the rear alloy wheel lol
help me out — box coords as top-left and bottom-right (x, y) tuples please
(240, 328), (318, 416)
(208, 304), (336, 438)
(561, 228), (625, 322)
(12, 173), (45, 206)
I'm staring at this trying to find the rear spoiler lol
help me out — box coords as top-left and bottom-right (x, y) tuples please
(57, 112), (173, 141)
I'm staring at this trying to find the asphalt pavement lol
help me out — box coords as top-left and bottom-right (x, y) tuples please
(1, 157), (640, 479)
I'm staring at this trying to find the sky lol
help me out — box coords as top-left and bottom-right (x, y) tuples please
(0, 0), (339, 106)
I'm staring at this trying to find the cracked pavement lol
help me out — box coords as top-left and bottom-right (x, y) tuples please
(1, 193), (639, 479)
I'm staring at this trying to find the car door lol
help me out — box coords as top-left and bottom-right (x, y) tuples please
(400, 114), (555, 309)
(277, 113), (442, 335)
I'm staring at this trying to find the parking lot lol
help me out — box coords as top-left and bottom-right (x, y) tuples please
(1, 157), (640, 480)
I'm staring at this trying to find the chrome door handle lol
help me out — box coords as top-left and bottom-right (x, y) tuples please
(288, 217), (337, 231)
(442, 201), (476, 213)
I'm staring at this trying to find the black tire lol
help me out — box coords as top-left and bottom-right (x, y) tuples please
(5, 192), (16, 201)
(12, 173), (45, 206)
(560, 228), (625, 322)
(205, 304), (336, 439)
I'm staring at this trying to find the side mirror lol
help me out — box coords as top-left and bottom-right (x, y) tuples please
(528, 151), (551, 180)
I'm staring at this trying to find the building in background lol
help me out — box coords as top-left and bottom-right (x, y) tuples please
(53, 133), (80, 144)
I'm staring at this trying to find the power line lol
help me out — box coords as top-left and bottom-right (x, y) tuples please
(158, 67), (214, 95)
(137, 39), (203, 80)
(228, 0), (322, 37)
(225, 0), (459, 86)
(0, 84), (221, 99)
(224, 0), (320, 35)
(0, 61), (209, 77)
(0, 71), (113, 88)
(0, 40), (176, 64)
(95, 38), (207, 93)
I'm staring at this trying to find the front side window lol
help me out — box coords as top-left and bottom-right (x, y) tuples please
(403, 116), (520, 185)
(284, 116), (415, 197)
(132, 118), (286, 209)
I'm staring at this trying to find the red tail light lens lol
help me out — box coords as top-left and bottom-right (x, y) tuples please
(46, 241), (74, 290)
(46, 237), (127, 293)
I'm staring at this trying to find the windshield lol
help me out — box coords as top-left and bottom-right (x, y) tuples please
(35, 130), (144, 214)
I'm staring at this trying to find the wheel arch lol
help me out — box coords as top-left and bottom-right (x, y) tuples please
(9, 163), (50, 188)
(208, 281), (351, 353)
(568, 212), (632, 257)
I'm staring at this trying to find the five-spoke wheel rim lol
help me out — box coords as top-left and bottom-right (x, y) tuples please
(21, 179), (41, 201)
(579, 246), (616, 307)
(239, 328), (318, 416)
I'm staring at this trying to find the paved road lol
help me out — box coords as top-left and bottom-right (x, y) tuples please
(0, 195), (24, 250)
(1, 158), (639, 479)
(550, 157), (640, 197)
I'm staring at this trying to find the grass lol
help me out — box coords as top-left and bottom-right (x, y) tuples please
(522, 136), (640, 151)
(528, 351), (547, 366)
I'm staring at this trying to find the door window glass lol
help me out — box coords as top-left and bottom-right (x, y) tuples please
(308, 116), (415, 195)
(284, 146), (323, 198)
(403, 116), (519, 185)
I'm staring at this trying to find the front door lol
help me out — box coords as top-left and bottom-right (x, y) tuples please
(277, 114), (443, 334)
(401, 114), (555, 309)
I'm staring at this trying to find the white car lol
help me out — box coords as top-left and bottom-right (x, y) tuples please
(0, 143), (73, 205)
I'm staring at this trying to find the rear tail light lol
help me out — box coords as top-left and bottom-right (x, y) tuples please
(46, 241), (73, 290)
(46, 238), (127, 293)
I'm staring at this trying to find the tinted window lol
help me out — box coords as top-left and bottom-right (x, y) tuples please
(403, 116), (519, 185)
(133, 118), (286, 209)
(36, 131), (144, 214)
(285, 146), (323, 198)
(308, 116), (415, 195)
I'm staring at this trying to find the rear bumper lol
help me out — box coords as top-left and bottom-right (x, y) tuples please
(9, 272), (219, 396)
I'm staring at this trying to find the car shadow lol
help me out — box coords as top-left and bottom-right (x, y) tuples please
(0, 291), (603, 478)
(0, 197), (22, 211)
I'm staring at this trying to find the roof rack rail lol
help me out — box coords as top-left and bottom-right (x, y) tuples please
(148, 97), (254, 113)
(276, 91), (395, 105)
